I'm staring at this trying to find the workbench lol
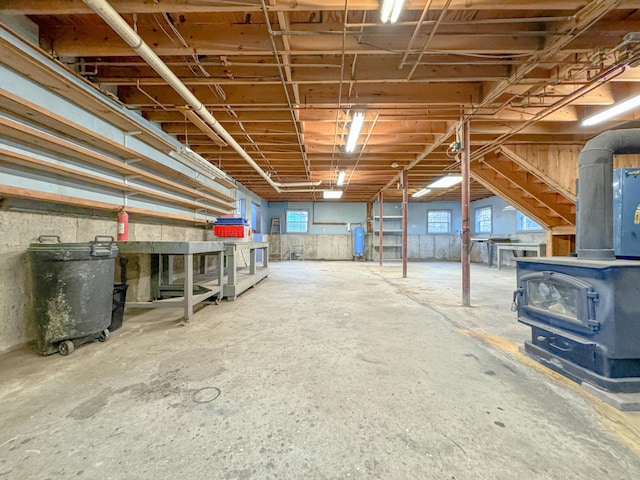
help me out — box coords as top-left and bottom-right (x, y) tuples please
(470, 237), (512, 267)
(223, 241), (269, 301)
(495, 242), (546, 269)
(117, 241), (226, 323)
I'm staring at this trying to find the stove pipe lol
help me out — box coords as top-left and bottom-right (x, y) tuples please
(578, 129), (640, 259)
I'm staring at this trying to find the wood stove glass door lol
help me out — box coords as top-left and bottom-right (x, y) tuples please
(518, 271), (599, 335)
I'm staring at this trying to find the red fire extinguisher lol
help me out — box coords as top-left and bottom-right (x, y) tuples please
(117, 209), (129, 241)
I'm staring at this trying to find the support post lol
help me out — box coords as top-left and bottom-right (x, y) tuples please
(461, 120), (471, 307)
(366, 201), (373, 234)
(184, 253), (194, 322)
(402, 169), (408, 278)
(378, 192), (384, 266)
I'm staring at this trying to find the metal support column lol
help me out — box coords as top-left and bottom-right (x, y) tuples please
(184, 253), (194, 322)
(378, 192), (384, 266)
(461, 120), (471, 307)
(402, 169), (408, 278)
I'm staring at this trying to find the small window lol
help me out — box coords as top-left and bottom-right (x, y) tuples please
(475, 206), (492, 234)
(237, 198), (246, 219)
(427, 210), (451, 233)
(286, 210), (309, 233)
(517, 212), (543, 232)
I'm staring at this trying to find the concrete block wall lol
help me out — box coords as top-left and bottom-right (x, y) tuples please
(281, 234), (353, 260)
(0, 210), (212, 354)
(270, 233), (464, 262)
(407, 235), (462, 261)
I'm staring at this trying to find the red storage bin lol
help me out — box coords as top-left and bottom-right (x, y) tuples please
(214, 225), (251, 238)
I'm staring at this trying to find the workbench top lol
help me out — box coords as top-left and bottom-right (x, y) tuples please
(117, 241), (226, 255)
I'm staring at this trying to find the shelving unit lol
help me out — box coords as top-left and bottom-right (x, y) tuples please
(373, 216), (403, 258)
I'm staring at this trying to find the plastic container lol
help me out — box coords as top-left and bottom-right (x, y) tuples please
(214, 225), (251, 238)
(28, 235), (118, 356)
(110, 283), (128, 332)
(215, 217), (249, 226)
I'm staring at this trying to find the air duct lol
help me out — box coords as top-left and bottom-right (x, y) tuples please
(82, 0), (321, 193)
(578, 129), (640, 259)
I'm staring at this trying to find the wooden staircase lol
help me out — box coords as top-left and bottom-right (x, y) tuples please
(471, 146), (576, 255)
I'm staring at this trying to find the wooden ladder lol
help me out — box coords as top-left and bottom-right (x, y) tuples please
(269, 217), (283, 260)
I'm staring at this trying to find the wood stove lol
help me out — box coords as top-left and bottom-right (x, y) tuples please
(514, 131), (640, 393)
(514, 257), (640, 392)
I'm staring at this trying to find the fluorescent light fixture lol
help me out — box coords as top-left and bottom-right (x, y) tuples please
(323, 190), (343, 199)
(170, 146), (226, 179)
(169, 146), (236, 189)
(412, 188), (431, 198)
(427, 174), (463, 189)
(582, 93), (640, 126)
(336, 169), (346, 186)
(380, 0), (405, 23)
(345, 111), (365, 153)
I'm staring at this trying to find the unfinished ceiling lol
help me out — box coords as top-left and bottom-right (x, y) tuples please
(3, 0), (640, 206)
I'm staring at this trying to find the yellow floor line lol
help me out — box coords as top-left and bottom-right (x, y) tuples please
(459, 329), (640, 456)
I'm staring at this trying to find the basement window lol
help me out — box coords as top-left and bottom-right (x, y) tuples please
(427, 210), (451, 233)
(475, 206), (492, 234)
(286, 210), (309, 233)
(517, 212), (543, 232)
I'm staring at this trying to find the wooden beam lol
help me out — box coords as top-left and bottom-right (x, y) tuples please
(3, 0), (637, 15)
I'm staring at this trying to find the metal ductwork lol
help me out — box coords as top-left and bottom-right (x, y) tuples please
(82, 0), (321, 194)
(578, 128), (640, 259)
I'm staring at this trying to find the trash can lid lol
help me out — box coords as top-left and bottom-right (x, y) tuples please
(28, 235), (118, 255)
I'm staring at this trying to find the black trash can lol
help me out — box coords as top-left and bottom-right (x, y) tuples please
(28, 235), (119, 356)
(110, 283), (128, 332)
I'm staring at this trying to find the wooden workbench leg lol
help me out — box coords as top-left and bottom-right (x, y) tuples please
(263, 246), (269, 268)
(183, 253), (194, 324)
(497, 249), (502, 270)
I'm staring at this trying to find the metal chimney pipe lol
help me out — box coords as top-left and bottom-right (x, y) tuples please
(578, 129), (640, 259)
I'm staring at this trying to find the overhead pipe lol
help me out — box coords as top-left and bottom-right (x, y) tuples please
(82, 0), (321, 193)
(398, 0), (433, 69)
(577, 129), (640, 260)
(259, 0), (313, 184)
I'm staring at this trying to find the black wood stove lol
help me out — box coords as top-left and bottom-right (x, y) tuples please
(514, 130), (640, 393)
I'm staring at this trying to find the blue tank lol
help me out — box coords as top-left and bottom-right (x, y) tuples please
(353, 226), (365, 257)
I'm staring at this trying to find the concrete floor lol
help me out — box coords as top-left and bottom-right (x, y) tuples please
(1, 261), (640, 479)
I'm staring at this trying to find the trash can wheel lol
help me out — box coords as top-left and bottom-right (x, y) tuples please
(98, 329), (110, 342)
(58, 340), (75, 356)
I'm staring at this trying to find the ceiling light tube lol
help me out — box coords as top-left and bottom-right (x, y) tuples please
(346, 111), (365, 153)
(336, 169), (346, 186)
(427, 174), (463, 189)
(380, 0), (405, 24)
(411, 188), (431, 198)
(582, 93), (640, 126)
(323, 190), (343, 199)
